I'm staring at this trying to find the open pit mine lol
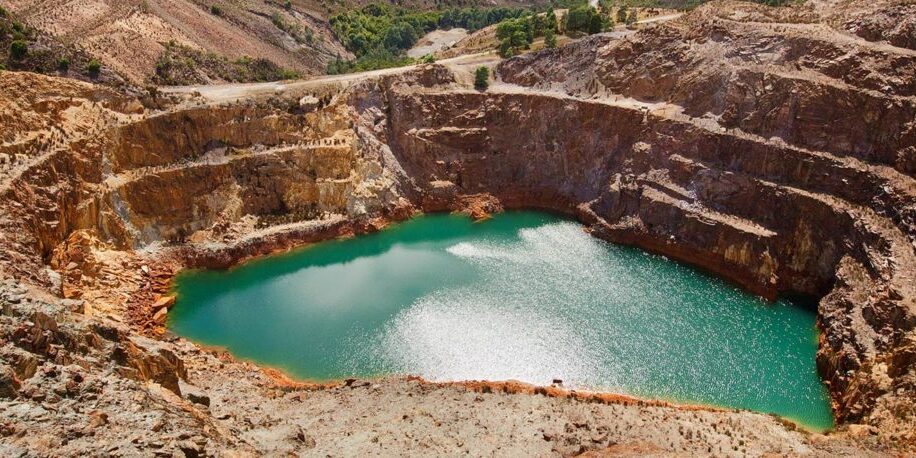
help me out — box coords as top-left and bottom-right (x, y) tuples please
(0, 0), (914, 456)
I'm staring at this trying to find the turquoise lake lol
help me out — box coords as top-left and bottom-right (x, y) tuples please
(169, 211), (834, 431)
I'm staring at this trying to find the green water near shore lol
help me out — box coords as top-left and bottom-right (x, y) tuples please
(170, 211), (834, 431)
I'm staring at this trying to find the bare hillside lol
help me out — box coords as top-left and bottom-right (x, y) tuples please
(0, 0), (351, 84)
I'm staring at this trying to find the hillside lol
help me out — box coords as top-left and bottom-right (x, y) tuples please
(0, 0), (558, 85)
(0, 0), (351, 84)
(0, 6), (131, 88)
(1, 0), (914, 455)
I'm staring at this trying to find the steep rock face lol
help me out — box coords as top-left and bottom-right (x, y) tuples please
(3, 91), (404, 256)
(503, 5), (916, 175)
(490, 1), (916, 442)
(0, 72), (141, 284)
(831, 1), (916, 51)
(0, 0), (914, 453)
(106, 104), (366, 244)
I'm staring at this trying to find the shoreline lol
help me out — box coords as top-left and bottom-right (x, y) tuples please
(161, 209), (835, 435)
(172, 332), (835, 434)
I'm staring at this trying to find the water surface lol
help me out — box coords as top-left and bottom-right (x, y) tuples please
(170, 212), (834, 430)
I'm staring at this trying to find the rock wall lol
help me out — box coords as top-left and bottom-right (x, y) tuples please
(0, 0), (914, 452)
(478, 1), (915, 442)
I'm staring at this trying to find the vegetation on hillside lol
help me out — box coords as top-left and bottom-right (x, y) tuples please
(474, 66), (489, 91)
(151, 42), (300, 86)
(489, 0), (787, 57)
(271, 12), (316, 45)
(544, 26), (557, 48)
(328, 4), (529, 74)
(495, 16), (540, 57)
(492, 3), (610, 57)
(565, 6), (610, 34)
(0, 8), (127, 86)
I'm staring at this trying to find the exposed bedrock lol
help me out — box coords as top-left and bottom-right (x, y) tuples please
(391, 87), (914, 428)
(501, 6), (916, 175)
(0, 0), (914, 451)
(488, 3), (915, 439)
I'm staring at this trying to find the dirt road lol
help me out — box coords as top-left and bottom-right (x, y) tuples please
(161, 53), (498, 103)
(160, 12), (684, 105)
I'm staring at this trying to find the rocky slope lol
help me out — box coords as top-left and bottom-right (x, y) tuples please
(0, 9), (131, 88)
(0, 0), (350, 84)
(496, 1), (916, 441)
(1, 0), (915, 455)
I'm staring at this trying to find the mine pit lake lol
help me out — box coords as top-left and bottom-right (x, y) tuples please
(170, 211), (834, 431)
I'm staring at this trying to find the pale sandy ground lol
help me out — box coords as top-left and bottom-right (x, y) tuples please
(408, 28), (470, 58)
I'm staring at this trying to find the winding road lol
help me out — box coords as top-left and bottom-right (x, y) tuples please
(161, 13), (682, 104)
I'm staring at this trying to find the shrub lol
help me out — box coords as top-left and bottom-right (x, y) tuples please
(57, 57), (70, 71)
(474, 66), (489, 91)
(11, 21), (27, 38)
(420, 54), (435, 64)
(271, 12), (285, 30)
(616, 6), (628, 25)
(284, 0), (292, 10)
(0, 6), (6, 17)
(544, 28), (557, 49)
(210, 5), (222, 16)
(87, 58), (101, 75)
(9, 40), (27, 60)
(279, 68), (300, 80)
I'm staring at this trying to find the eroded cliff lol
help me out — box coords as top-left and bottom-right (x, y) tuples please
(0, 0), (914, 455)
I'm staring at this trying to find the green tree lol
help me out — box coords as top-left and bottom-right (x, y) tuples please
(284, 0), (292, 10)
(544, 27), (557, 49)
(566, 6), (604, 35)
(545, 8), (558, 33)
(565, 7), (587, 33)
(498, 40), (514, 58)
(9, 40), (27, 60)
(57, 57), (70, 71)
(531, 14), (545, 37)
(474, 66), (489, 91)
(383, 22), (418, 51)
(496, 18), (531, 57)
(588, 11), (604, 33)
(210, 5), (222, 16)
(524, 16), (535, 43)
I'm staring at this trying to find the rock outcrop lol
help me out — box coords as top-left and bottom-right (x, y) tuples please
(0, 0), (914, 454)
